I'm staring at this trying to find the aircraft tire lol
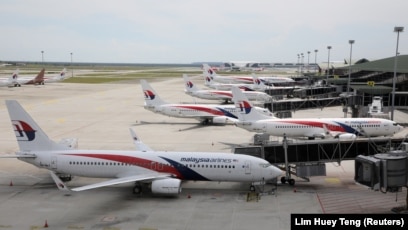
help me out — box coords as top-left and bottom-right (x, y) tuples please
(133, 184), (142, 194)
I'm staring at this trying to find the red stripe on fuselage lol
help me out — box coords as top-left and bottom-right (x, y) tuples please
(63, 153), (183, 179)
(173, 105), (224, 115)
(277, 120), (346, 132)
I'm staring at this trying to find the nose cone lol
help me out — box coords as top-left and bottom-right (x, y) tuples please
(398, 125), (403, 132)
(268, 165), (282, 180)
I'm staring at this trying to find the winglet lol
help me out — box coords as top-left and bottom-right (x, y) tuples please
(129, 128), (153, 151)
(49, 171), (72, 193)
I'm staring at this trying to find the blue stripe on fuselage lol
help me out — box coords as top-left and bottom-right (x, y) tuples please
(216, 107), (238, 119)
(333, 122), (362, 136)
(160, 157), (210, 181)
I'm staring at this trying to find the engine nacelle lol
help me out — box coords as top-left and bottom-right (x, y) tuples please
(337, 133), (357, 140)
(212, 116), (228, 124)
(151, 178), (182, 195)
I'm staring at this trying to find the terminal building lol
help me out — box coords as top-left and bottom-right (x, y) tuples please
(263, 55), (408, 119)
(235, 55), (408, 188)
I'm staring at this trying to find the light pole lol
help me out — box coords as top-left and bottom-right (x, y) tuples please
(347, 40), (355, 96)
(41, 51), (44, 66)
(326, 46), (331, 86)
(343, 40), (354, 118)
(297, 54), (300, 77)
(391, 26), (404, 121)
(314, 49), (318, 73)
(301, 53), (304, 75)
(307, 51), (310, 72)
(70, 52), (73, 77)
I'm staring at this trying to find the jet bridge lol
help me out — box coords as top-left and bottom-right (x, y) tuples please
(234, 136), (407, 185)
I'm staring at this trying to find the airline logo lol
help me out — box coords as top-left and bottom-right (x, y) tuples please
(238, 86), (253, 91)
(205, 77), (211, 83)
(60, 72), (65, 77)
(12, 74), (17, 80)
(207, 69), (214, 75)
(254, 78), (261, 85)
(11, 120), (36, 141)
(143, 90), (155, 100)
(237, 100), (252, 114)
(186, 81), (194, 89)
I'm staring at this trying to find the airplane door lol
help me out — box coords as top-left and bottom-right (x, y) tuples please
(384, 123), (389, 132)
(51, 156), (57, 170)
(244, 161), (251, 174)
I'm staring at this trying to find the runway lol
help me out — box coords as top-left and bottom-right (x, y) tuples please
(0, 77), (406, 229)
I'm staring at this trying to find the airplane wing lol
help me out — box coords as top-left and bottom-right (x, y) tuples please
(50, 171), (172, 192)
(0, 154), (36, 158)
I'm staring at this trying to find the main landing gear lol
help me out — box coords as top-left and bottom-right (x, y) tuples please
(133, 183), (142, 194)
(280, 177), (295, 186)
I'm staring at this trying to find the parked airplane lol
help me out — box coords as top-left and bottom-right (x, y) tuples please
(203, 64), (253, 84)
(0, 69), (20, 87)
(43, 68), (67, 83)
(203, 64), (296, 86)
(204, 73), (267, 92)
(4, 100), (282, 195)
(20, 68), (45, 85)
(231, 87), (403, 140)
(141, 79), (274, 125)
(183, 74), (273, 103)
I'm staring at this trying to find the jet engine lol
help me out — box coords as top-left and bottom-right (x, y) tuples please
(151, 178), (182, 195)
(336, 133), (357, 140)
(212, 116), (229, 124)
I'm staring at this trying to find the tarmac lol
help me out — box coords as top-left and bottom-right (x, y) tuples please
(0, 75), (407, 230)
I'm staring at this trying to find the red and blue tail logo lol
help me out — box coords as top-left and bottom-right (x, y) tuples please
(11, 120), (36, 141)
(237, 100), (252, 114)
(207, 69), (214, 75)
(12, 74), (17, 80)
(254, 78), (261, 85)
(205, 77), (211, 83)
(143, 90), (155, 100)
(186, 81), (194, 89)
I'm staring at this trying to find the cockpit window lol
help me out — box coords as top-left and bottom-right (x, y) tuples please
(260, 163), (272, 168)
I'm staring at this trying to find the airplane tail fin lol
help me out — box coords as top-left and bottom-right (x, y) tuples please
(202, 64), (216, 77)
(8, 69), (19, 86)
(231, 87), (271, 121)
(140, 79), (167, 107)
(252, 74), (267, 90)
(204, 75), (216, 88)
(59, 68), (67, 80)
(183, 74), (200, 93)
(5, 100), (70, 151)
(34, 68), (45, 84)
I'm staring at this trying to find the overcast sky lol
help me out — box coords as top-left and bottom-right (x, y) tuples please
(1, 0), (407, 64)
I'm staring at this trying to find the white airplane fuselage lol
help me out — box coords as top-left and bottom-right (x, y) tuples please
(144, 103), (273, 122)
(186, 90), (272, 102)
(236, 118), (403, 139)
(19, 150), (278, 182)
